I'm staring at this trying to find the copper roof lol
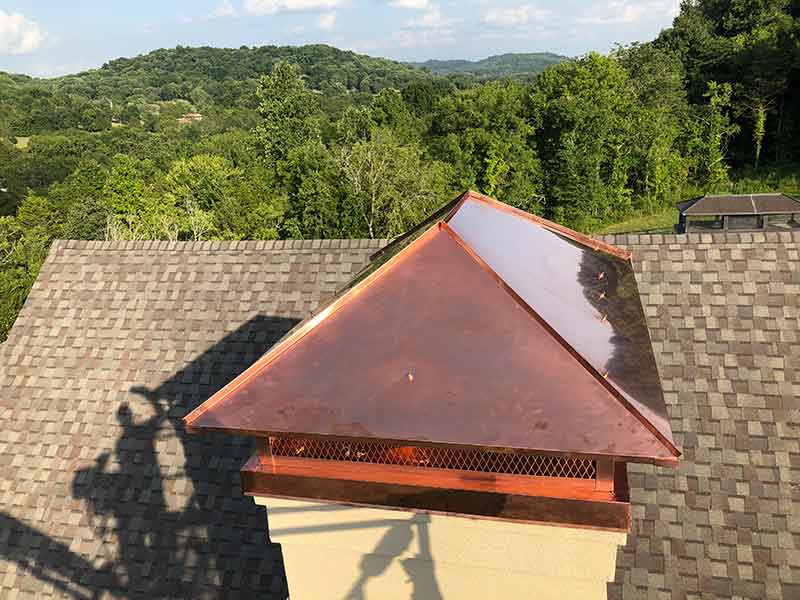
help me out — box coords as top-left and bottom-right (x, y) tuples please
(677, 193), (800, 215)
(186, 191), (679, 466)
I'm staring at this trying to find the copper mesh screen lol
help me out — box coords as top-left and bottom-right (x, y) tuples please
(268, 436), (596, 479)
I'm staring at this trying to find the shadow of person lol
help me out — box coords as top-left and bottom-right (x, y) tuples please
(344, 513), (443, 600)
(71, 402), (181, 596)
(401, 516), (443, 600)
(345, 520), (413, 600)
(69, 314), (300, 598)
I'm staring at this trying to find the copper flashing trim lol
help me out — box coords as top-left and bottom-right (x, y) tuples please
(594, 460), (614, 493)
(457, 191), (633, 261)
(240, 453), (631, 531)
(187, 225), (676, 463)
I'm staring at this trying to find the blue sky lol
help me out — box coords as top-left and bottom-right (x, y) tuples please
(0, 1), (680, 77)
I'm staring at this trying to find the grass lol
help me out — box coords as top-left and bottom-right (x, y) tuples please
(596, 207), (677, 235)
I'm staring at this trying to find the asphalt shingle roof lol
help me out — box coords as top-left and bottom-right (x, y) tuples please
(1, 231), (799, 599)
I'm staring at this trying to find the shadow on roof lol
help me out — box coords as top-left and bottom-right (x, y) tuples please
(4, 315), (299, 599)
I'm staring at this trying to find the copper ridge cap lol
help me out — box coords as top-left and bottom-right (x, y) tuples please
(438, 220), (679, 462)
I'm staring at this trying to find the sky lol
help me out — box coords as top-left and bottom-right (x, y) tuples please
(0, 1), (681, 77)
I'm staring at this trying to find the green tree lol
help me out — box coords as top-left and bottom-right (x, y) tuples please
(254, 61), (322, 170)
(685, 82), (739, 190)
(616, 43), (689, 208)
(656, 0), (796, 163)
(531, 53), (635, 229)
(278, 142), (341, 239)
(0, 194), (62, 340)
(431, 81), (542, 210)
(340, 129), (451, 238)
(102, 154), (150, 216)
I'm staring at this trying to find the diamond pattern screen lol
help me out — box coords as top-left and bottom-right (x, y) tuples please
(268, 436), (597, 479)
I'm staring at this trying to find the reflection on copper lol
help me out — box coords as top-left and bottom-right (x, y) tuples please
(187, 201), (677, 465)
(446, 194), (677, 453)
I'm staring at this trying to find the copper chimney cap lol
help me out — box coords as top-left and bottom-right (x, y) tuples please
(185, 191), (679, 467)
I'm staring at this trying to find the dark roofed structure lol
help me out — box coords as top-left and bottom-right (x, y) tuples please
(1, 231), (800, 598)
(677, 193), (800, 233)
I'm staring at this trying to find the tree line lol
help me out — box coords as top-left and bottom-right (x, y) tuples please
(1, 0), (799, 341)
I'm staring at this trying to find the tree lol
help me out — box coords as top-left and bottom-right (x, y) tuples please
(616, 43), (690, 208)
(685, 81), (739, 190)
(656, 0), (797, 164)
(214, 167), (285, 240)
(277, 141), (341, 239)
(102, 154), (150, 216)
(340, 129), (451, 238)
(254, 61), (322, 170)
(430, 81), (543, 210)
(0, 193), (62, 340)
(530, 53), (635, 229)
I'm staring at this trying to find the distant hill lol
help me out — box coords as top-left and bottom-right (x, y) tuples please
(1, 45), (448, 133)
(410, 53), (568, 79)
(2, 47), (567, 113)
(1, 45), (567, 136)
(47, 45), (436, 103)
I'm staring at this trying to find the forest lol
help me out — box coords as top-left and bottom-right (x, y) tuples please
(1, 0), (800, 341)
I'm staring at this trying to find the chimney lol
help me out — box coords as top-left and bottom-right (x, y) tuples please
(186, 190), (679, 599)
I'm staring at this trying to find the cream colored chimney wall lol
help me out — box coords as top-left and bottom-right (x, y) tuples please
(256, 496), (627, 600)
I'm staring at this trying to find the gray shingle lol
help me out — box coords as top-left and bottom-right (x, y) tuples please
(606, 230), (800, 599)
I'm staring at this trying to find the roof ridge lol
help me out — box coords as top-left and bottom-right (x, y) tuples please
(596, 230), (800, 246)
(440, 221), (679, 461)
(705, 192), (792, 197)
(52, 239), (386, 252)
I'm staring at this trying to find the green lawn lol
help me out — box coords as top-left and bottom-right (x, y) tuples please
(596, 207), (677, 234)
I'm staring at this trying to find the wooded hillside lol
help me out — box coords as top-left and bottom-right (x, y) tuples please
(410, 52), (567, 80)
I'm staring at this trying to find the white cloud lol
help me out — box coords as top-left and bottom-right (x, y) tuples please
(579, 0), (679, 25)
(244, 0), (345, 15)
(211, 0), (239, 18)
(404, 4), (448, 29)
(180, 0), (239, 23)
(0, 10), (47, 55)
(317, 11), (337, 30)
(390, 0), (429, 9)
(394, 4), (456, 47)
(481, 4), (550, 28)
